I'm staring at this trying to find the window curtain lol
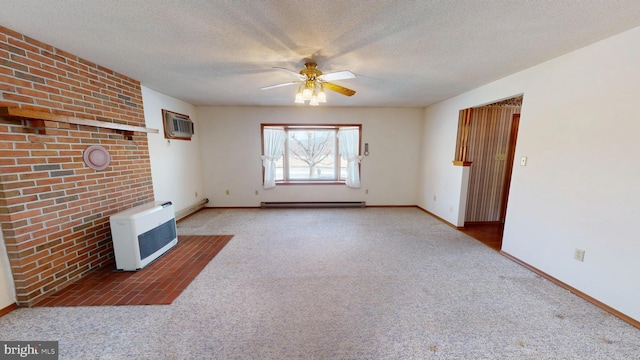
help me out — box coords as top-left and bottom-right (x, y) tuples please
(337, 128), (362, 188)
(261, 128), (286, 189)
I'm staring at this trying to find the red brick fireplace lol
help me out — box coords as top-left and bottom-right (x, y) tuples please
(0, 26), (156, 306)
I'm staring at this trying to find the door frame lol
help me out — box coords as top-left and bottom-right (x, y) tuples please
(499, 113), (520, 223)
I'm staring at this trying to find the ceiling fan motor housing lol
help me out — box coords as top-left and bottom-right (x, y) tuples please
(300, 62), (322, 80)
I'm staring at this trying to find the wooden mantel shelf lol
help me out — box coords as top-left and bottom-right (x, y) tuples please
(0, 107), (159, 134)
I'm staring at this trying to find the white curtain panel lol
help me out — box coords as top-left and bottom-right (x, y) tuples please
(337, 128), (362, 188)
(261, 128), (286, 189)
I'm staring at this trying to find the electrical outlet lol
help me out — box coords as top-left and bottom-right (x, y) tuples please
(433, 195), (436, 201)
(574, 249), (585, 262)
(195, 192), (198, 197)
(255, 190), (259, 195)
(520, 156), (528, 166)
(365, 189), (369, 194)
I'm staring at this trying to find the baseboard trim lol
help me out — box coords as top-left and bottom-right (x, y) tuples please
(175, 198), (209, 221)
(464, 221), (503, 226)
(0, 303), (17, 317)
(204, 206), (261, 209)
(415, 206), (462, 229)
(500, 251), (640, 330)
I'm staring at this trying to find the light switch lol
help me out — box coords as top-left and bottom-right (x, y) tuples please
(520, 156), (527, 166)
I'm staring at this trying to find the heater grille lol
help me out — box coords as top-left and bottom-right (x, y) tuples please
(138, 218), (177, 260)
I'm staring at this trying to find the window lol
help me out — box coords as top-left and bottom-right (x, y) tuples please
(261, 124), (362, 186)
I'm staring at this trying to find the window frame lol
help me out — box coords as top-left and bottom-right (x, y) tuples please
(261, 123), (362, 185)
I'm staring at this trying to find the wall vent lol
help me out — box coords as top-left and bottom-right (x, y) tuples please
(162, 109), (194, 140)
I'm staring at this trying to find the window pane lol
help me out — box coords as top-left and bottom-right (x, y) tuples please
(275, 156), (284, 181)
(339, 161), (347, 181)
(288, 129), (336, 180)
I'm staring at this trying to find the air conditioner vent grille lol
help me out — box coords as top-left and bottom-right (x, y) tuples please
(162, 109), (194, 140)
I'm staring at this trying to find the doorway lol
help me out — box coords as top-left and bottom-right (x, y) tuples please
(459, 96), (522, 250)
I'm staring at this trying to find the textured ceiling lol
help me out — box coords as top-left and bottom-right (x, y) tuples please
(2, 1), (640, 107)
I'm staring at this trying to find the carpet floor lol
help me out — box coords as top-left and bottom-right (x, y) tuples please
(35, 235), (232, 306)
(0, 208), (637, 359)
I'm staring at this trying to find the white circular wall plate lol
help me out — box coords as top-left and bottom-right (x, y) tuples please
(83, 145), (111, 171)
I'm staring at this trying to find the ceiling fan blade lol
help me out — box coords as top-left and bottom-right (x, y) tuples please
(318, 70), (356, 82)
(323, 82), (356, 96)
(273, 67), (305, 80)
(261, 82), (299, 90)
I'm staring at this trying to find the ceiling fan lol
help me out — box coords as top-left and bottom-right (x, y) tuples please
(261, 62), (356, 105)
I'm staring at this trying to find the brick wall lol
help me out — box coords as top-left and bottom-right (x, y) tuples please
(0, 26), (155, 306)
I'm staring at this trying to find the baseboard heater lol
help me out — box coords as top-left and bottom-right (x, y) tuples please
(175, 198), (209, 221)
(260, 201), (366, 209)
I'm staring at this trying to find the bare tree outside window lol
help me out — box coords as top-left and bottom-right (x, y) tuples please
(288, 130), (335, 179)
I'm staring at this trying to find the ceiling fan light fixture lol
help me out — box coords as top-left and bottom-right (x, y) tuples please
(302, 82), (313, 100)
(317, 87), (327, 103)
(309, 97), (319, 106)
(294, 84), (305, 103)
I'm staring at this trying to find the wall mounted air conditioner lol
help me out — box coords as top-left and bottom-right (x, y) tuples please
(162, 109), (194, 140)
(109, 201), (178, 271)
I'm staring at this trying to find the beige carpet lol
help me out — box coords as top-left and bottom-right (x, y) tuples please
(0, 208), (637, 359)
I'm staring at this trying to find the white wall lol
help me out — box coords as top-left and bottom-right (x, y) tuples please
(142, 86), (206, 214)
(197, 106), (422, 207)
(0, 231), (16, 310)
(419, 26), (640, 321)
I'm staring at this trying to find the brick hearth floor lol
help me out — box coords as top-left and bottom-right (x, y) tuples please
(34, 235), (233, 307)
